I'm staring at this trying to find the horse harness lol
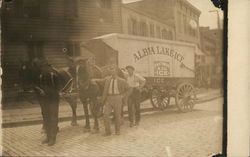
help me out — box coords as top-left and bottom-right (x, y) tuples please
(38, 67), (59, 92)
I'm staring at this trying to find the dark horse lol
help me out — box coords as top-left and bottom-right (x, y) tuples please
(18, 57), (105, 132)
(18, 58), (79, 128)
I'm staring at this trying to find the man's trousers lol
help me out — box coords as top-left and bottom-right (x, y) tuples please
(37, 90), (59, 142)
(128, 88), (141, 124)
(103, 95), (123, 134)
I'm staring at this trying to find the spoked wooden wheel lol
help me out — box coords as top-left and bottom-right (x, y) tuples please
(150, 88), (170, 110)
(175, 83), (196, 112)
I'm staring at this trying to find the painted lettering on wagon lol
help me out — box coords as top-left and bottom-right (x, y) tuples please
(133, 46), (184, 63)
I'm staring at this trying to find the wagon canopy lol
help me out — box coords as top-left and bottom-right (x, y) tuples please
(84, 33), (197, 78)
(83, 36), (118, 67)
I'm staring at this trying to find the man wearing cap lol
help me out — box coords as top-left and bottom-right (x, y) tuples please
(123, 65), (146, 127)
(92, 65), (129, 136)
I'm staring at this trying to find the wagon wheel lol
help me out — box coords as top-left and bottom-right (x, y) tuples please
(175, 83), (195, 112)
(150, 88), (170, 110)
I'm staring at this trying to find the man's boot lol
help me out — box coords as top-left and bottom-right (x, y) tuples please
(48, 136), (56, 146)
(41, 134), (49, 144)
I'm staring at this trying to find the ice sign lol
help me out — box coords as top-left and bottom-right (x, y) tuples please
(154, 61), (170, 76)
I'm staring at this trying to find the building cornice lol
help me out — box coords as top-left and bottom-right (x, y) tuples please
(122, 4), (175, 28)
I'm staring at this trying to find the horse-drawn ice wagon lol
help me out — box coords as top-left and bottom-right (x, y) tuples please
(83, 33), (198, 113)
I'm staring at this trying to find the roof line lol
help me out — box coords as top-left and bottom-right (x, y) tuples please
(181, 0), (201, 15)
(122, 4), (174, 28)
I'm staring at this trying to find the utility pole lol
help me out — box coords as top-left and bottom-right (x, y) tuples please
(209, 10), (221, 29)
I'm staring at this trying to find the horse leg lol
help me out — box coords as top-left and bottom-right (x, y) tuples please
(37, 96), (47, 134)
(92, 98), (100, 132)
(65, 96), (78, 126)
(80, 95), (91, 131)
(83, 103), (91, 131)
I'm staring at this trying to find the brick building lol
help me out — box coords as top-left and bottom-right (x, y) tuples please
(199, 27), (223, 88)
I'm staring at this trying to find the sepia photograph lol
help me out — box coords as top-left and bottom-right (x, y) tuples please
(0, 0), (225, 156)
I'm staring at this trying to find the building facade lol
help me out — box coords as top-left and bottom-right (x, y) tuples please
(1, 0), (202, 103)
(121, 6), (175, 40)
(174, 0), (201, 45)
(123, 0), (201, 45)
(1, 0), (123, 102)
(200, 27), (223, 88)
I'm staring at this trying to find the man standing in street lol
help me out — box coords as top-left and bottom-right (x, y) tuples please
(124, 65), (146, 127)
(92, 65), (129, 136)
(32, 58), (60, 146)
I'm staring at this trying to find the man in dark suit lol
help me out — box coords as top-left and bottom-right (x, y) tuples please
(32, 58), (60, 146)
(92, 65), (129, 136)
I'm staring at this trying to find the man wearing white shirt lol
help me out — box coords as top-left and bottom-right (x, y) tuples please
(124, 65), (146, 127)
(92, 66), (129, 136)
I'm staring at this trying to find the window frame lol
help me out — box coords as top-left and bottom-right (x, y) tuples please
(139, 20), (148, 37)
(156, 26), (161, 39)
(131, 17), (138, 35)
(149, 23), (155, 38)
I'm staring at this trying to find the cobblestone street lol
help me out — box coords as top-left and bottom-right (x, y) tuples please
(1, 97), (223, 157)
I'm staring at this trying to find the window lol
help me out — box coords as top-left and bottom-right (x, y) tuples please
(183, 14), (187, 34)
(139, 21), (148, 36)
(23, 0), (41, 17)
(188, 19), (197, 37)
(64, 42), (80, 57)
(64, 0), (78, 18)
(194, 28), (197, 37)
(184, 6), (187, 13)
(100, 0), (112, 9)
(127, 18), (132, 34)
(177, 12), (182, 33)
(131, 18), (138, 35)
(168, 31), (173, 40)
(156, 26), (161, 38)
(149, 23), (155, 37)
(162, 29), (168, 40)
(27, 42), (44, 60)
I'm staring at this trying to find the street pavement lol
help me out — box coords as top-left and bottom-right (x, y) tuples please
(1, 97), (223, 157)
(2, 88), (222, 126)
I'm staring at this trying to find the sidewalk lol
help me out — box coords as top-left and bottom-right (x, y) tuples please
(1, 88), (222, 127)
(2, 97), (223, 157)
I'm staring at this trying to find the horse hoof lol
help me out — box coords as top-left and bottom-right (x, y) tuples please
(91, 129), (100, 134)
(71, 121), (78, 126)
(83, 128), (91, 133)
(84, 125), (90, 129)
